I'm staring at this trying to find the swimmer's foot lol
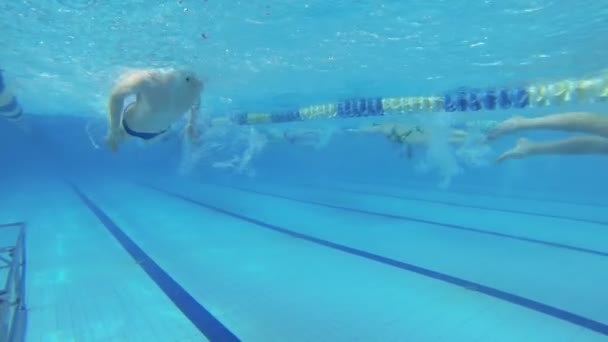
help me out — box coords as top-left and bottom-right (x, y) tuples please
(497, 138), (531, 163)
(487, 115), (526, 141)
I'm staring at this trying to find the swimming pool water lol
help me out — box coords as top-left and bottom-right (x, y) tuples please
(2, 0), (608, 341)
(3, 1), (608, 115)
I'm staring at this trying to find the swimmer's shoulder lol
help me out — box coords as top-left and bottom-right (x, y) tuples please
(113, 69), (164, 95)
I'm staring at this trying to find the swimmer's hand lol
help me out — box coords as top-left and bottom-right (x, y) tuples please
(185, 123), (202, 145)
(105, 130), (124, 152)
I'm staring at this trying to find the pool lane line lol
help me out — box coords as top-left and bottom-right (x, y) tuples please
(210, 183), (608, 258)
(141, 182), (608, 336)
(314, 183), (608, 225)
(310, 180), (608, 210)
(257, 182), (608, 226)
(0, 222), (25, 228)
(68, 182), (240, 342)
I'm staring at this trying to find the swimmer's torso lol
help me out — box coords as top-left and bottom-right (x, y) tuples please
(121, 69), (201, 132)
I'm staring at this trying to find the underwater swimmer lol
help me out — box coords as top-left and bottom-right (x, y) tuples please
(258, 126), (324, 147)
(346, 122), (471, 159)
(105, 68), (203, 152)
(348, 122), (469, 145)
(487, 112), (608, 162)
(0, 70), (28, 132)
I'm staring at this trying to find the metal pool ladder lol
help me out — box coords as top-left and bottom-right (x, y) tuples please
(0, 222), (26, 342)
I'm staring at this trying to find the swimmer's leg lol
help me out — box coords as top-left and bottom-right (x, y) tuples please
(448, 129), (469, 145)
(349, 122), (393, 135)
(488, 112), (608, 140)
(184, 98), (205, 146)
(497, 135), (608, 162)
(285, 129), (322, 147)
(263, 128), (283, 143)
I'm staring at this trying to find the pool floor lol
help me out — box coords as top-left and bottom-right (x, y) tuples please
(1, 175), (607, 341)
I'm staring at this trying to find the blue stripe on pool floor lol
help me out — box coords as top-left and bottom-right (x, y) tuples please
(320, 180), (608, 209)
(0, 222), (24, 228)
(69, 183), (240, 342)
(215, 183), (608, 258)
(269, 183), (608, 226)
(144, 182), (608, 337)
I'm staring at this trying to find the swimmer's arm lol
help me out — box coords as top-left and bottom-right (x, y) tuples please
(107, 78), (144, 134)
(344, 125), (383, 133)
(107, 91), (126, 134)
(185, 95), (202, 143)
(187, 95), (201, 127)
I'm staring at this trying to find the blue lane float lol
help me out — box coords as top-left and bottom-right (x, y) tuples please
(443, 87), (530, 113)
(213, 73), (608, 126)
